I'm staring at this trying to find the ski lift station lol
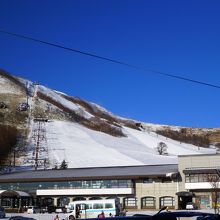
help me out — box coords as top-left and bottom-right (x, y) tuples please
(0, 154), (219, 212)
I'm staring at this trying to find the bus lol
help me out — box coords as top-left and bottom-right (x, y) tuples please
(66, 199), (121, 219)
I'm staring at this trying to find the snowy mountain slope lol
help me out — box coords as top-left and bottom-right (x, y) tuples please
(0, 69), (219, 170)
(21, 120), (216, 169)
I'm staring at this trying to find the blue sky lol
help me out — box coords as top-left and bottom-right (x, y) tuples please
(0, 0), (220, 128)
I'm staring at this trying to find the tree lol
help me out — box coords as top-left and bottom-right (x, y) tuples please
(155, 142), (168, 155)
(206, 171), (220, 214)
(60, 160), (68, 169)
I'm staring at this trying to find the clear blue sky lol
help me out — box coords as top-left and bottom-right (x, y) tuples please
(0, 0), (220, 128)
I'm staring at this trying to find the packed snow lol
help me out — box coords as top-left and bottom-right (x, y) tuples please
(21, 120), (216, 169)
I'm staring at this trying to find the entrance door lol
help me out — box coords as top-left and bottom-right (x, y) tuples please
(76, 204), (86, 219)
(178, 196), (192, 209)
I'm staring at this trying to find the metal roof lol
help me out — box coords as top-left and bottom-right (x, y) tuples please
(0, 164), (178, 183)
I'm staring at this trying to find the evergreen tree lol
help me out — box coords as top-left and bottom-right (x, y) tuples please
(60, 160), (68, 169)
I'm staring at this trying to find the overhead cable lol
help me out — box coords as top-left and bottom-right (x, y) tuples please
(0, 29), (220, 89)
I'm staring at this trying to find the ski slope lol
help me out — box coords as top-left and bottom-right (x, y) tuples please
(42, 120), (216, 168)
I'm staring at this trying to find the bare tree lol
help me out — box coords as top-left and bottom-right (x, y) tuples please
(206, 171), (220, 214)
(155, 142), (168, 155)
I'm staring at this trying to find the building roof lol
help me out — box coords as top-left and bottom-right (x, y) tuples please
(0, 164), (178, 183)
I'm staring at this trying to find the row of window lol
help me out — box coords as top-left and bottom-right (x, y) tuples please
(143, 177), (173, 184)
(39, 196), (175, 209)
(124, 196), (175, 209)
(0, 196), (175, 209)
(0, 180), (133, 191)
(185, 173), (219, 183)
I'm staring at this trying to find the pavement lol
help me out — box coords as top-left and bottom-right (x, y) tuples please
(0, 209), (217, 220)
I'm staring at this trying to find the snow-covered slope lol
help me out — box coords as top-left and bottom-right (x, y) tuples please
(21, 120), (216, 169)
(0, 70), (218, 170)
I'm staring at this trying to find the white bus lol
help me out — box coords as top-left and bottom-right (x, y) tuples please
(66, 199), (120, 219)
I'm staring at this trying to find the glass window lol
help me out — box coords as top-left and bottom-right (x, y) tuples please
(58, 197), (70, 207)
(185, 174), (190, 183)
(141, 197), (156, 208)
(93, 203), (103, 209)
(85, 204), (92, 209)
(105, 203), (113, 208)
(160, 197), (174, 207)
(124, 197), (137, 207)
(143, 178), (153, 184)
(0, 179), (133, 191)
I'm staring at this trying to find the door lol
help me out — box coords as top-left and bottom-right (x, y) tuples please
(77, 204), (86, 219)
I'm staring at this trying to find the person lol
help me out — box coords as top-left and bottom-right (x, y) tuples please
(54, 214), (60, 220)
(98, 211), (105, 218)
(109, 213), (113, 217)
(76, 206), (81, 218)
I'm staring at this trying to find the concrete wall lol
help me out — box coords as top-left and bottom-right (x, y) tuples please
(135, 180), (179, 210)
(178, 154), (220, 192)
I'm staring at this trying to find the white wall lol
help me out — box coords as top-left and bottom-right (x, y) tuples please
(37, 188), (133, 196)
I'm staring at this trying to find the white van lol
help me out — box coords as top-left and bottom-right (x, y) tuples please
(66, 199), (119, 219)
(27, 206), (40, 214)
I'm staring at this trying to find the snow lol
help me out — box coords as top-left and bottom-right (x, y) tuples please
(123, 127), (216, 156)
(0, 75), (22, 94)
(17, 77), (35, 96)
(38, 85), (93, 119)
(20, 120), (215, 169)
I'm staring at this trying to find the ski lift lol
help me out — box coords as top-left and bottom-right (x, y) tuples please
(17, 102), (30, 111)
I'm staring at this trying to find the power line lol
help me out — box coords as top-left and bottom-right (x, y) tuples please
(0, 28), (220, 89)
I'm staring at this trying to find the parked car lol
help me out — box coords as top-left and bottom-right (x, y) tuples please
(27, 206), (40, 214)
(55, 207), (63, 213)
(8, 216), (35, 220)
(133, 211), (219, 220)
(186, 202), (198, 210)
(0, 206), (6, 218)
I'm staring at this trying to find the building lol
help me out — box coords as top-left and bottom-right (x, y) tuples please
(178, 154), (220, 210)
(0, 154), (219, 211)
(0, 164), (179, 211)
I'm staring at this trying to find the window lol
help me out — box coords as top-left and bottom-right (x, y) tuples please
(123, 197), (137, 208)
(143, 178), (153, 184)
(58, 197), (70, 207)
(93, 203), (103, 209)
(185, 173), (219, 183)
(105, 203), (113, 208)
(141, 197), (156, 209)
(85, 204), (92, 209)
(89, 197), (102, 200)
(160, 197), (174, 208)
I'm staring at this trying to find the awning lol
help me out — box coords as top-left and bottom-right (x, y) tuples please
(176, 191), (194, 197)
(0, 190), (31, 197)
(15, 191), (31, 197)
(183, 168), (220, 174)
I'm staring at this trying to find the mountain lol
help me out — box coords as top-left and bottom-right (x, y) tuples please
(0, 69), (219, 171)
